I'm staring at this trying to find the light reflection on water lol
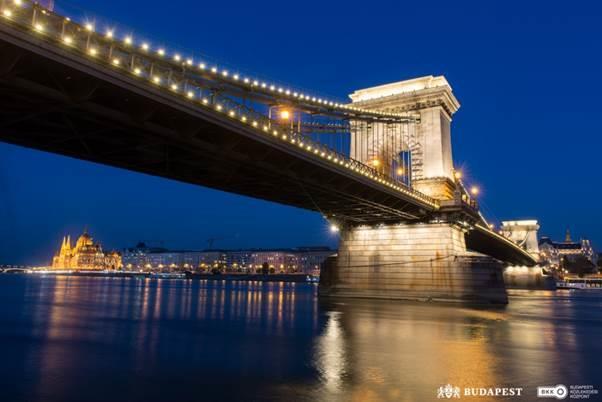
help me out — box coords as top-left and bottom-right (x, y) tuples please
(0, 276), (600, 402)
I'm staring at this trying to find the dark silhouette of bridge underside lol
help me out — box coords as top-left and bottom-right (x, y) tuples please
(0, 23), (536, 266)
(0, 28), (434, 224)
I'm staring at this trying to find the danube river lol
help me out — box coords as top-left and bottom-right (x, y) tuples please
(0, 275), (600, 402)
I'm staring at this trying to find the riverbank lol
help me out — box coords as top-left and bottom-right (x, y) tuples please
(7, 269), (317, 283)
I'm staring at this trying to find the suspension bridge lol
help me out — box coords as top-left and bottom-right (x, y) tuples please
(0, 0), (536, 303)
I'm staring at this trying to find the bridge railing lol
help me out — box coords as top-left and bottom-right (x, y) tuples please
(0, 0), (439, 209)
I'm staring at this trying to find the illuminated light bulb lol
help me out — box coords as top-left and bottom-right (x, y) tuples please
(3, 9), (13, 17)
(221, 70), (229, 77)
(280, 110), (290, 120)
(293, 92), (298, 97)
(241, 116), (247, 122)
(173, 54), (181, 62)
(229, 110), (236, 117)
(211, 67), (218, 73)
(263, 125), (269, 132)
(202, 98), (209, 104)
(454, 171), (462, 180)
(34, 23), (44, 32)
(133, 67), (141, 75)
(13, 0), (22, 5)
(198, 63), (206, 69)
(105, 30), (114, 39)
(186, 91), (194, 98)
(157, 48), (165, 56)
(112, 58), (120, 66)
(470, 186), (480, 196)
(330, 224), (339, 233)
(334, 158), (339, 163)
(277, 87), (283, 93)
(63, 35), (73, 44)
(186, 59), (193, 66)
(170, 83), (178, 91)
(285, 90), (290, 95)
(269, 85), (275, 91)
(396, 167), (404, 176)
(261, 82), (267, 88)
(282, 135), (287, 140)
(233, 74), (239, 80)
(124, 36), (133, 45)
(327, 155), (332, 160)
(252, 121), (258, 127)
(152, 76), (161, 84)
(320, 152), (325, 157)
(88, 47), (97, 56)
(243, 78), (250, 84)
(272, 130), (278, 136)
(372, 159), (380, 167)
(216, 104), (223, 111)
(141, 42), (149, 51)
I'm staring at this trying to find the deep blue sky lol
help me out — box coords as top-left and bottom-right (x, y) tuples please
(1, 0), (601, 265)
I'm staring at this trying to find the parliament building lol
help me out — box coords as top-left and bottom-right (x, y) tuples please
(51, 230), (122, 270)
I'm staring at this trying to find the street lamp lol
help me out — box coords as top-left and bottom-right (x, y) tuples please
(470, 186), (480, 196)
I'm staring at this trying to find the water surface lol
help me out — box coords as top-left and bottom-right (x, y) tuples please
(0, 275), (600, 401)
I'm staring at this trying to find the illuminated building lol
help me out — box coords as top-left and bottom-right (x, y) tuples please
(51, 229), (122, 270)
(539, 229), (596, 267)
(121, 244), (333, 274)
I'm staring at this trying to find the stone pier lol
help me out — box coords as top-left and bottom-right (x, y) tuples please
(319, 222), (508, 304)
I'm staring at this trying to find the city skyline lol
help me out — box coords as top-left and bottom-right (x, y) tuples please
(2, 0), (602, 265)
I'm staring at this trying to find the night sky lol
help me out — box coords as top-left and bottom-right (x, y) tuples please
(1, 0), (601, 265)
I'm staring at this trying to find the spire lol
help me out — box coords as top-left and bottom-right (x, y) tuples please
(565, 228), (572, 243)
(66, 235), (71, 249)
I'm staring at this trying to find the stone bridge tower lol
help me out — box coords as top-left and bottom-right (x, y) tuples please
(320, 76), (508, 304)
(349, 75), (460, 200)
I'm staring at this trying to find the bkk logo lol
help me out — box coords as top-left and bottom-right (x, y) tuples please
(437, 384), (524, 399)
(537, 385), (568, 399)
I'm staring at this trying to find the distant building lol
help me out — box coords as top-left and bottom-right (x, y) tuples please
(539, 229), (596, 268)
(121, 244), (333, 274)
(52, 230), (122, 270)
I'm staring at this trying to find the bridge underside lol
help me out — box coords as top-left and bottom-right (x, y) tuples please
(0, 31), (432, 225)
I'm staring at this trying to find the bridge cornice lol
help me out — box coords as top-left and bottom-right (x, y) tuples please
(348, 76), (460, 120)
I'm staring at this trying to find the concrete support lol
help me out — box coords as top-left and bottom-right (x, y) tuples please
(320, 222), (508, 304)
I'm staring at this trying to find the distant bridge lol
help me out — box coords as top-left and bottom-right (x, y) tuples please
(0, 0), (536, 269)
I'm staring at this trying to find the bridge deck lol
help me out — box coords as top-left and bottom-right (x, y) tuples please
(0, 22), (436, 224)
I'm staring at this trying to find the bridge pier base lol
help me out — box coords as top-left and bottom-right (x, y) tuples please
(320, 223), (508, 304)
